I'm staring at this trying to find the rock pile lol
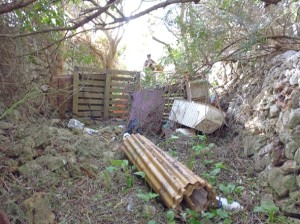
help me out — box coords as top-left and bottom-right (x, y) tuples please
(217, 50), (300, 217)
(0, 119), (125, 223)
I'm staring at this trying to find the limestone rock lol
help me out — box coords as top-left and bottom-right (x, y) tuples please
(33, 127), (51, 148)
(296, 175), (300, 187)
(36, 155), (67, 171)
(287, 108), (300, 129)
(295, 148), (300, 165)
(114, 125), (124, 135)
(18, 160), (43, 176)
(276, 191), (300, 217)
(269, 104), (280, 118)
(268, 167), (298, 198)
(285, 141), (299, 160)
(7, 137), (35, 159)
(22, 193), (55, 224)
(243, 134), (267, 157)
(254, 144), (272, 171)
(289, 70), (300, 85)
(281, 160), (299, 175)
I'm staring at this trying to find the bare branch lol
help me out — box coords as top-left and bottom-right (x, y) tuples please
(107, 0), (195, 25)
(0, 0), (38, 15)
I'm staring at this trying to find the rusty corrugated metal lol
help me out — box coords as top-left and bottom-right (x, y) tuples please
(122, 134), (217, 212)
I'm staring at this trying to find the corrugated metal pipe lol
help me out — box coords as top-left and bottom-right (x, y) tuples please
(122, 133), (218, 212)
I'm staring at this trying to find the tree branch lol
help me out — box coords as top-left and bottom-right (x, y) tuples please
(0, 0), (197, 39)
(0, 0), (38, 15)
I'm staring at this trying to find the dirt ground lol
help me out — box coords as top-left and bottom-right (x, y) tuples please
(0, 118), (297, 224)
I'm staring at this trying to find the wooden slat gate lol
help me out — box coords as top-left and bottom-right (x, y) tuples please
(72, 66), (140, 120)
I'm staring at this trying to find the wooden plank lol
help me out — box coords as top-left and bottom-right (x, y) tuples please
(110, 87), (130, 93)
(79, 73), (106, 81)
(135, 73), (141, 91)
(108, 106), (128, 110)
(111, 76), (134, 82)
(75, 66), (102, 73)
(79, 86), (105, 93)
(76, 111), (103, 117)
(72, 71), (79, 117)
(78, 92), (104, 99)
(109, 94), (128, 99)
(77, 105), (104, 111)
(103, 73), (112, 119)
(78, 98), (104, 105)
(108, 100), (129, 104)
(75, 67), (138, 75)
(79, 80), (105, 87)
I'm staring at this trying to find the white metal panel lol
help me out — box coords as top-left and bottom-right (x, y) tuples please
(169, 99), (225, 134)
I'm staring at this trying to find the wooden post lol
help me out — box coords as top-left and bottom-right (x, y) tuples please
(135, 72), (141, 91)
(103, 73), (111, 119)
(72, 67), (79, 117)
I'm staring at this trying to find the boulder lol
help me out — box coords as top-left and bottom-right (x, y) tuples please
(281, 160), (299, 175)
(276, 191), (300, 217)
(287, 108), (300, 129)
(268, 167), (298, 198)
(285, 141), (299, 160)
(22, 193), (55, 224)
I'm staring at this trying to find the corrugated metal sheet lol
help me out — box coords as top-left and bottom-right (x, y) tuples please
(122, 134), (217, 212)
(169, 99), (225, 134)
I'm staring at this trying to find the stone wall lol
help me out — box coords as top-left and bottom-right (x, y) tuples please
(212, 50), (300, 217)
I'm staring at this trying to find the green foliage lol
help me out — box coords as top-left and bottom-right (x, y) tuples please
(137, 192), (159, 202)
(253, 202), (279, 223)
(108, 160), (134, 188)
(15, 0), (64, 32)
(202, 208), (232, 223)
(134, 171), (145, 179)
(166, 210), (176, 224)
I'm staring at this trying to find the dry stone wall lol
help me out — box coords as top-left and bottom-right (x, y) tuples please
(212, 50), (300, 217)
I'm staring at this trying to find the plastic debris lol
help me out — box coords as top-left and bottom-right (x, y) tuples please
(217, 196), (244, 211)
(175, 128), (196, 137)
(68, 119), (85, 130)
(83, 127), (99, 135)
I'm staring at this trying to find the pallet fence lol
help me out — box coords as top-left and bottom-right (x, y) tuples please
(52, 67), (185, 121)
(72, 66), (140, 120)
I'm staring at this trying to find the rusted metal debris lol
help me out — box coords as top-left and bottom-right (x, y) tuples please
(122, 134), (218, 212)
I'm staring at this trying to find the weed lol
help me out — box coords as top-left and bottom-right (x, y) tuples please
(166, 210), (176, 224)
(253, 201), (279, 223)
(108, 159), (134, 188)
(137, 191), (159, 203)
